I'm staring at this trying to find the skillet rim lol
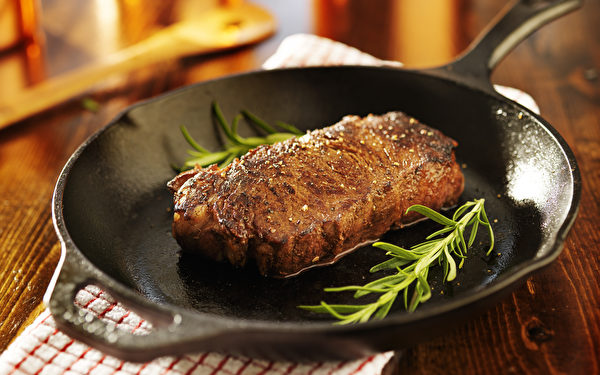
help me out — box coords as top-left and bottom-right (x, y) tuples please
(50, 64), (582, 335)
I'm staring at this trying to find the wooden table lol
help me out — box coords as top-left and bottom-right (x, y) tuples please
(1, 0), (598, 373)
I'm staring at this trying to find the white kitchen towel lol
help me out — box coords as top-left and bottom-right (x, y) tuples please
(0, 33), (538, 375)
(263, 34), (539, 114)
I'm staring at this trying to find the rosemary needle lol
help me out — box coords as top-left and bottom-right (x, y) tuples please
(299, 198), (495, 324)
(178, 102), (303, 171)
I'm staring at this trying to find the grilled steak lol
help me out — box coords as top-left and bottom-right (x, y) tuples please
(168, 112), (464, 277)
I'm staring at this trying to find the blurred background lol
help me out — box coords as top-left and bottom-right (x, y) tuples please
(0, 0), (504, 103)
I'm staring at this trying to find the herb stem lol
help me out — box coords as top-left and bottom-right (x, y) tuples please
(177, 102), (302, 171)
(299, 198), (494, 323)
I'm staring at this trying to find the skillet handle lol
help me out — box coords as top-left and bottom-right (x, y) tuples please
(428, 0), (582, 91)
(44, 247), (226, 362)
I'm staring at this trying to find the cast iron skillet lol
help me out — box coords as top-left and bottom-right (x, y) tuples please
(48, 0), (582, 362)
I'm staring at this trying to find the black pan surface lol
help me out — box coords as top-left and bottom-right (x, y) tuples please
(48, 0), (582, 362)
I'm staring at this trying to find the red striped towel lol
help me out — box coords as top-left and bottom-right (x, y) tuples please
(0, 286), (393, 375)
(0, 33), (538, 375)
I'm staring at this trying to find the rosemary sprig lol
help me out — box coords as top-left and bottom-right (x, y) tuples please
(178, 102), (303, 171)
(299, 198), (494, 324)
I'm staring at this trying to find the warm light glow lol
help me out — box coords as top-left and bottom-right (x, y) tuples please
(95, 0), (119, 24)
(221, 0), (245, 7)
(332, 0), (348, 7)
(122, 0), (142, 8)
(19, 0), (38, 38)
(313, 0), (466, 66)
(223, 20), (242, 39)
(93, 0), (120, 54)
(0, 1), (20, 49)
(394, 0), (459, 66)
(25, 42), (40, 58)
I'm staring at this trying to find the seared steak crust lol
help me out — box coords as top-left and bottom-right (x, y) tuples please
(168, 112), (464, 277)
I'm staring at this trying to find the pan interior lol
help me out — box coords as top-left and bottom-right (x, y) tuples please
(60, 67), (574, 322)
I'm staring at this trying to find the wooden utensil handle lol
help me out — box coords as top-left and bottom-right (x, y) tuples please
(0, 28), (198, 130)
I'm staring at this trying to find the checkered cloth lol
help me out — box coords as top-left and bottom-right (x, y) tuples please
(0, 33), (538, 375)
(0, 286), (393, 375)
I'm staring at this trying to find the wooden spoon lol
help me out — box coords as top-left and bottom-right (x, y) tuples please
(0, 3), (276, 129)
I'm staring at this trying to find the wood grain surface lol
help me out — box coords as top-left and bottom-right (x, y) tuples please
(0, 0), (598, 374)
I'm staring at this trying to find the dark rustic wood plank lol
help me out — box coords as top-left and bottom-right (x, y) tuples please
(0, 62), (184, 351)
(397, 0), (600, 373)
